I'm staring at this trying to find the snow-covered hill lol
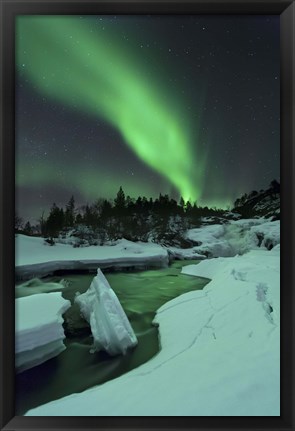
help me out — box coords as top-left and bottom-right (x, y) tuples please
(233, 184), (280, 219)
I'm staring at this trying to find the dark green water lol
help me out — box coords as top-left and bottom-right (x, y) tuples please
(16, 260), (209, 415)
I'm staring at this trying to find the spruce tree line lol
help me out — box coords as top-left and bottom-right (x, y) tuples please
(36, 187), (225, 246)
(15, 180), (280, 244)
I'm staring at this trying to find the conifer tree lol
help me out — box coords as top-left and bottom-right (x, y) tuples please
(65, 195), (75, 227)
(45, 203), (64, 239)
(114, 186), (126, 210)
(24, 221), (32, 235)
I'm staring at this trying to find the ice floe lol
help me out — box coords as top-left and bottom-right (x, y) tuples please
(16, 292), (71, 372)
(75, 269), (138, 355)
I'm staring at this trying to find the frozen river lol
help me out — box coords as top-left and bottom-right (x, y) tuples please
(16, 260), (209, 415)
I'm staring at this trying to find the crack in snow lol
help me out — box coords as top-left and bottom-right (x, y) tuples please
(135, 313), (215, 377)
(135, 288), (253, 379)
(230, 270), (276, 328)
(256, 283), (276, 326)
(146, 290), (252, 378)
(156, 294), (208, 315)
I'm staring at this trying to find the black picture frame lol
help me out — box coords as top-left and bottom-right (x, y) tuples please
(1, 0), (294, 430)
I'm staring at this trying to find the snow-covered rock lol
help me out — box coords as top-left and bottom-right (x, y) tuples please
(249, 220), (280, 250)
(168, 219), (279, 259)
(15, 292), (71, 372)
(26, 245), (279, 416)
(166, 246), (206, 260)
(224, 219), (280, 255)
(186, 224), (233, 257)
(75, 269), (138, 356)
(166, 224), (233, 260)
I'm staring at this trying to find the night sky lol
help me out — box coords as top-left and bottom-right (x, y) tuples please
(16, 15), (280, 223)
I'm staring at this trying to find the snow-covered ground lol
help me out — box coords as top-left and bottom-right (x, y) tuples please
(15, 235), (169, 280)
(16, 292), (71, 372)
(16, 218), (280, 415)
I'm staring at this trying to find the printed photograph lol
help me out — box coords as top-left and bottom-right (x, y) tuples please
(15, 15), (280, 416)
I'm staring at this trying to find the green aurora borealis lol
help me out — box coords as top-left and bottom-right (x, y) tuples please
(17, 16), (204, 203)
(16, 15), (280, 221)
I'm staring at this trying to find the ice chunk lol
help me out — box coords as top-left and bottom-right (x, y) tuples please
(15, 278), (65, 298)
(75, 269), (138, 355)
(16, 339), (67, 373)
(15, 292), (71, 372)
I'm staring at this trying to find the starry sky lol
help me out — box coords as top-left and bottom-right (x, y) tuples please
(15, 15), (280, 223)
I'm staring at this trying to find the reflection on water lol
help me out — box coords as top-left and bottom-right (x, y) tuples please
(16, 260), (209, 415)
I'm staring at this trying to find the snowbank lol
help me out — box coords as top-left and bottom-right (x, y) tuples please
(75, 269), (138, 355)
(26, 245), (279, 416)
(16, 292), (71, 372)
(15, 235), (169, 280)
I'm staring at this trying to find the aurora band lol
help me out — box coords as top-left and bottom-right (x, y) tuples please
(17, 16), (205, 202)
